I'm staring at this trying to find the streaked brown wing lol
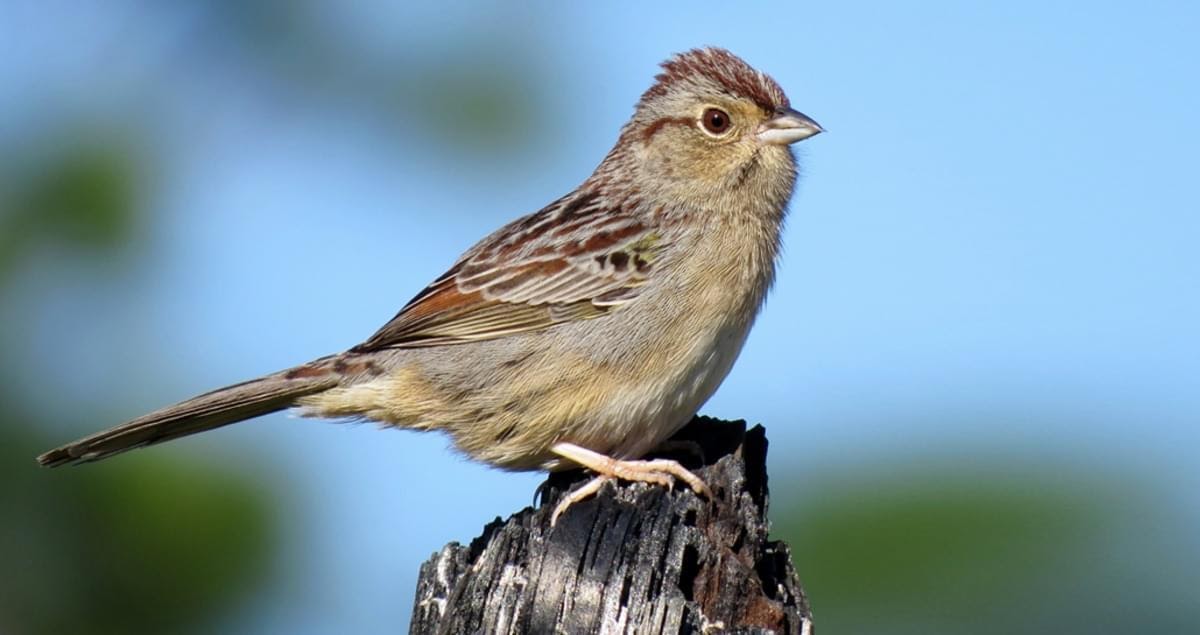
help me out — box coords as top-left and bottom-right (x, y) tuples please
(353, 193), (664, 351)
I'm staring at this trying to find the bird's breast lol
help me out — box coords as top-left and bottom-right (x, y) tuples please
(566, 218), (778, 458)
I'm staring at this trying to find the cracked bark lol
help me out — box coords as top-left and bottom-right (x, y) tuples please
(409, 417), (812, 634)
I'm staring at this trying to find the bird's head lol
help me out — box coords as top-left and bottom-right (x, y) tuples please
(601, 47), (822, 214)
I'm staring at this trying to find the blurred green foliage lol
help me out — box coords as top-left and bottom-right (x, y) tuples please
(0, 132), (277, 634)
(401, 55), (541, 152)
(186, 1), (546, 158)
(0, 133), (143, 277)
(775, 463), (1200, 634)
(1, 421), (272, 635)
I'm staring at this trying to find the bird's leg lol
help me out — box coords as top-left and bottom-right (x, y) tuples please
(548, 442), (711, 525)
(549, 475), (612, 526)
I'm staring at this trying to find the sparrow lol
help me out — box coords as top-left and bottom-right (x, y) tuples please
(38, 47), (822, 524)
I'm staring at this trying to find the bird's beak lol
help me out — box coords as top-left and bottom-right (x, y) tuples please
(757, 107), (824, 146)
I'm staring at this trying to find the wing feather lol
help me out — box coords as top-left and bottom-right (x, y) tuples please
(352, 193), (665, 351)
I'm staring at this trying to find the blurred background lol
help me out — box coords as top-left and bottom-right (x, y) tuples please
(3, 1), (1197, 633)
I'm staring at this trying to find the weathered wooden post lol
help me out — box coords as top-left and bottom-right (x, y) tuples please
(409, 417), (812, 634)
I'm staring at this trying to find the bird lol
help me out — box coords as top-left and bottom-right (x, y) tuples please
(38, 47), (822, 524)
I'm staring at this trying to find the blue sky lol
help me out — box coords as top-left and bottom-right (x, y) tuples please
(5, 1), (1199, 632)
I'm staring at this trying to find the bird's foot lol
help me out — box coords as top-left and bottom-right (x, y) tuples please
(548, 442), (711, 526)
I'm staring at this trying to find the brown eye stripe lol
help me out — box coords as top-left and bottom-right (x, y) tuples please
(640, 116), (692, 143)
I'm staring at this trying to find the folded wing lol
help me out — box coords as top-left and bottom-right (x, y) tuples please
(354, 192), (664, 350)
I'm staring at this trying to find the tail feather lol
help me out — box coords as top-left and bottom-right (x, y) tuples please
(38, 368), (341, 467)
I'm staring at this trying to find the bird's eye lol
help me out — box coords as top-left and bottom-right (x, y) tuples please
(701, 108), (731, 135)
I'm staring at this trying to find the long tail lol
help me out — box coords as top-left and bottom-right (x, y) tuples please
(37, 360), (347, 467)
